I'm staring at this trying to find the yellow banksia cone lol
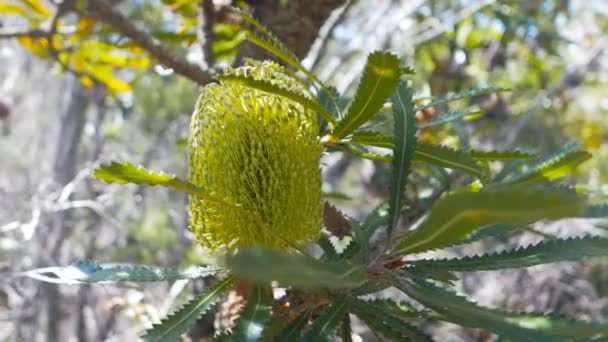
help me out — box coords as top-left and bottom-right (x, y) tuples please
(188, 61), (323, 252)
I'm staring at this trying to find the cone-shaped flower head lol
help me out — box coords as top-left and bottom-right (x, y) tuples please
(188, 61), (323, 252)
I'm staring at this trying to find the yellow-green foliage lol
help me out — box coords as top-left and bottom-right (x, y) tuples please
(188, 61), (323, 252)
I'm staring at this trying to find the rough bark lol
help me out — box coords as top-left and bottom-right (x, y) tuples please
(241, 0), (347, 59)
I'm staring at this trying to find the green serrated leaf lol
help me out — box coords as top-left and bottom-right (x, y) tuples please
(414, 86), (510, 111)
(415, 143), (486, 180)
(351, 280), (391, 296)
(503, 312), (608, 338)
(93, 161), (264, 232)
(392, 274), (558, 341)
(142, 276), (235, 342)
(347, 134), (486, 179)
(218, 73), (336, 126)
(22, 262), (221, 284)
(226, 248), (366, 289)
(394, 188), (585, 255)
(356, 203), (389, 261)
(362, 298), (426, 319)
(317, 236), (339, 262)
(348, 131), (393, 148)
(332, 51), (402, 139)
(302, 297), (350, 341)
(340, 313), (353, 342)
(274, 310), (311, 341)
(350, 299), (432, 341)
(469, 149), (538, 161)
(388, 82), (418, 239)
(417, 108), (482, 128)
(504, 149), (592, 186)
(340, 239), (360, 260)
(412, 236), (608, 272)
(233, 285), (273, 342)
(457, 223), (521, 245)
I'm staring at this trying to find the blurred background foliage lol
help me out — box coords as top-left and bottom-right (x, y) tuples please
(1, 0), (607, 340)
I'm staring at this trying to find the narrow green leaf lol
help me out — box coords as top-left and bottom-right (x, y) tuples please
(243, 33), (326, 95)
(350, 299), (432, 341)
(414, 86), (510, 111)
(392, 275), (557, 341)
(361, 299), (425, 319)
(417, 108), (482, 128)
(142, 276), (235, 342)
(22, 262), (220, 284)
(347, 134), (485, 179)
(503, 312), (608, 338)
(218, 73), (336, 126)
(332, 51), (402, 139)
(348, 131), (393, 148)
(504, 149), (592, 186)
(458, 223), (521, 244)
(233, 286), (273, 342)
(412, 236), (608, 272)
(274, 310), (311, 341)
(340, 313), (353, 342)
(340, 239), (360, 260)
(415, 143), (485, 180)
(302, 297), (349, 341)
(394, 188), (585, 255)
(469, 149), (538, 161)
(232, 7), (342, 119)
(317, 236), (339, 262)
(388, 82), (418, 238)
(351, 280), (391, 296)
(226, 248), (366, 289)
(93, 161), (262, 230)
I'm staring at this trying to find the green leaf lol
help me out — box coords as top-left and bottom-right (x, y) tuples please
(347, 134), (485, 179)
(348, 131), (393, 148)
(351, 280), (391, 296)
(469, 149), (538, 161)
(226, 248), (366, 289)
(217, 73), (336, 126)
(504, 150), (592, 187)
(392, 275), (558, 341)
(340, 313), (353, 342)
(22, 261), (220, 284)
(503, 312), (608, 338)
(233, 285), (273, 342)
(356, 203), (389, 260)
(302, 297), (349, 341)
(350, 299), (432, 341)
(415, 143), (486, 180)
(417, 108), (482, 128)
(317, 236), (339, 262)
(361, 299), (426, 319)
(142, 276), (235, 342)
(394, 188), (585, 255)
(458, 223), (521, 244)
(274, 310), (311, 341)
(414, 86), (510, 111)
(332, 51), (402, 139)
(93, 161), (259, 226)
(412, 236), (608, 272)
(388, 82), (418, 238)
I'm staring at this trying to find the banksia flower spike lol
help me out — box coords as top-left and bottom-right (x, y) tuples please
(188, 61), (323, 253)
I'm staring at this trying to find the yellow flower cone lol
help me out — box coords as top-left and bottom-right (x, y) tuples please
(188, 62), (323, 252)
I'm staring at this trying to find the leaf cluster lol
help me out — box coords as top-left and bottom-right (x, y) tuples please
(23, 9), (608, 341)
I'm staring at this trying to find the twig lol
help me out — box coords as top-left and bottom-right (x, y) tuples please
(86, 0), (213, 85)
